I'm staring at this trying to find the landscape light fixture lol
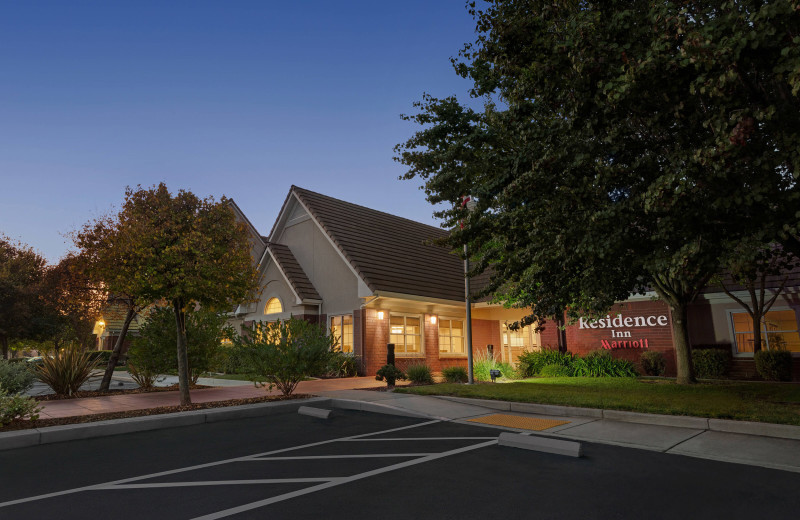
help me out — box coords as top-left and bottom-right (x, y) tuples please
(490, 369), (501, 383)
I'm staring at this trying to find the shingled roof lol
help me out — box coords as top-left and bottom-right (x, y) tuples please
(266, 242), (321, 302)
(287, 186), (472, 302)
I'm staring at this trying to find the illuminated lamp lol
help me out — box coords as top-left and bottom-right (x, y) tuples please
(377, 311), (385, 320)
(430, 315), (437, 324)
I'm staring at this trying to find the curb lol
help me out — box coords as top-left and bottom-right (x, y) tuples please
(327, 398), (432, 419)
(434, 396), (800, 441)
(0, 397), (331, 452)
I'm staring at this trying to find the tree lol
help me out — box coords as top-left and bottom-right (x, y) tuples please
(88, 184), (258, 404)
(395, 1), (800, 384)
(0, 236), (47, 359)
(74, 214), (150, 392)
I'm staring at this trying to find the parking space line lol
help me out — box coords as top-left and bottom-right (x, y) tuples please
(97, 478), (344, 489)
(344, 437), (496, 441)
(191, 439), (499, 520)
(248, 454), (434, 460)
(0, 419), (442, 509)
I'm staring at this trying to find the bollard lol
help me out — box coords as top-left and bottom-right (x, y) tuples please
(387, 343), (395, 366)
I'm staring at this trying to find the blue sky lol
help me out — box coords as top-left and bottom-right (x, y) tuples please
(0, 1), (480, 262)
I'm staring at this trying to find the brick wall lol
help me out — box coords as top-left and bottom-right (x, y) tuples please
(539, 301), (677, 375)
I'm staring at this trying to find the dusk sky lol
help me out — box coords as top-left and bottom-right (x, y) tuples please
(0, 1), (480, 262)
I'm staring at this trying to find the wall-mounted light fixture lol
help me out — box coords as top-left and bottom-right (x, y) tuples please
(377, 311), (385, 320)
(98, 320), (105, 328)
(430, 315), (437, 324)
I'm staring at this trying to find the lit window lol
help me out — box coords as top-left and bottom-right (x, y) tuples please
(331, 315), (354, 353)
(732, 309), (800, 354)
(390, 314), (422, 355)
(265, 297), (282, 315)
(502, 322), (537, 363)
(439, 318), (464, 355)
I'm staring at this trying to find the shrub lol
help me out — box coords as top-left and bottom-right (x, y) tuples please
(640, 351), (666, 376)
(375, 364), (406, 387)
(126, 361), (163, 390)
(442, 366), (468, 383)
(473, 352), (518, 381)
(237, 318), (335, 395)
(540, 364), (572, 377)
(0, 360), (36, 394)
(34, 347), (100, 396)
(405, 363), (434, 385)
(320, 351), (359, 378)
(692, 349), (731, 379)
(754, 349), (793, 381)
(516, 348), (573, 377)
(129, 307), (232, 383)
(0, 388), (41, 427)
(570, 350), (639, 377)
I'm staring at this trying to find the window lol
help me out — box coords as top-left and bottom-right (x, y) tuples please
(731, 309), (800, 354)
(502, 322), (537, 364)
(390, 314), (422, 355)
(330, 315), (353, 353)
(265, 297), (282, 315)
(439, 318), (464, 355)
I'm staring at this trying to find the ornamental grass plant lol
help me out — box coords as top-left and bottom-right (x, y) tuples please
(34, 347), (100, 396)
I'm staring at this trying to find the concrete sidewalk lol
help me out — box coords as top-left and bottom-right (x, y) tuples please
(317, 389), (800, 474)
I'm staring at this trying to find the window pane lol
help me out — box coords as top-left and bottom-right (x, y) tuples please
(452, 336), (464, 354)
(451, 320), (463, 336)
(732, 313), (754, 333)
(735, 332), (755, 353)
(265, 298), (282, 314)
(764, 310), (797, 332)
(439, 335), (450, 352)
(768, 331), (800, 352)
(406, 334), (419, 353)
(390, 334), (405, 351)
(405, 317), (420, 335)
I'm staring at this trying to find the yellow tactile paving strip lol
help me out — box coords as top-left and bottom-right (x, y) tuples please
(468, 414), (570, 431)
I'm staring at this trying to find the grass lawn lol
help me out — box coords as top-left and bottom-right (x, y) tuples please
(396, 377), (800, 425)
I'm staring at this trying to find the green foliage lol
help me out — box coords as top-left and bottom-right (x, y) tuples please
(442, 366), (468, 383)
(0, 387), (41, 427)
(405, 363), (434, 385)
(127, 361), (162, 390)
(395, 2), (800, 385)
(692, 349), (731, 379)
(320, 351), (359, 378)
(640, 351), (666, 377)
(539, 364), (572, 378)
(34, 347), (100, 396)
(237, 318), (335, 396)
(473, 352), (517, 381)
(516, 348), (573, 377)
(570, 350), (639, 378)
(129, 307), (231, 383)
(0, 360), (36, 394)
(375, 364), (406, 387)
(755, 350), (793, 382)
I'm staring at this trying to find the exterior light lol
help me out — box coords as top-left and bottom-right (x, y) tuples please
(430, 315), (437, 324)
(377, 311), (385, 320)
(98, 320), (105, 328)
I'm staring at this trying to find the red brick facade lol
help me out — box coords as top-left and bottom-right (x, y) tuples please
(539, 300), (678, 375)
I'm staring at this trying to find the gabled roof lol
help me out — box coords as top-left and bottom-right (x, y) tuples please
(266, 242), (321, 302)
(278, 186), (471, 302)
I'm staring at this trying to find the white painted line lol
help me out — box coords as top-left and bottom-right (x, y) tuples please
(249, 454), (434, 460)
(498, 432), (582, 457)
(0, 419), (441, 509)
(97, 478), (343, 489)
(344, 437), (496, 441)
(190, 439), (499, 520)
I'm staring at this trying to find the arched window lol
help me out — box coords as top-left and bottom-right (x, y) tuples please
(265, 297), (283, 315)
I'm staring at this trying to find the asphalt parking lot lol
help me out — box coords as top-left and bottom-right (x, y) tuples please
(1, 409), (799, 520)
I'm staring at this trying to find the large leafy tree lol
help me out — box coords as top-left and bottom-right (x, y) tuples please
(81, 184), (258, 404)
(396, 1), (800, 384)
(0, 236), (47, 359)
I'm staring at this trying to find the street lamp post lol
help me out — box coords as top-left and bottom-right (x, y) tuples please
(462, 196), (477, 384)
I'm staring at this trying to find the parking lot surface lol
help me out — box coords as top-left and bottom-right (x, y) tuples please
(1, 409), (798, 519)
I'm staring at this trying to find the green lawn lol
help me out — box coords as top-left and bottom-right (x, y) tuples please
(396, 377), (800, 425)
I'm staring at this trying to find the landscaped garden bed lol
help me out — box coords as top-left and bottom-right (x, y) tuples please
(31, 383), (213, 401)
(396, 377), (800, 425)
(0, 394), (310, 433)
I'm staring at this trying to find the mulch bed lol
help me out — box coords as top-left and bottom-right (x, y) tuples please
(2, 394), (311, 433)
(33, 384), (213, 401)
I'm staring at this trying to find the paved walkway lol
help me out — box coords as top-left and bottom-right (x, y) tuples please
(38, 377), (388, 419)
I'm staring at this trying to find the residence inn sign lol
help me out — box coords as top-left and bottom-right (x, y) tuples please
(579, 312), (670, 350)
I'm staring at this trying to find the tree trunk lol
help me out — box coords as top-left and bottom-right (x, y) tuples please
(173, 299), (192, 405)
(555, 312), (568, 353)
(752, 312), (763, 353)
(1, 335), (8, 360)
(670, 302), (696, 384)
(99, 308), (136, 392)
